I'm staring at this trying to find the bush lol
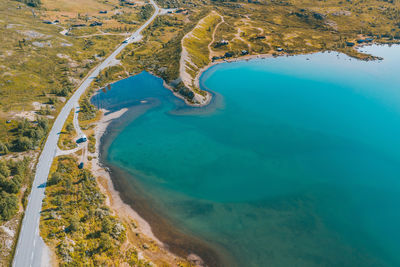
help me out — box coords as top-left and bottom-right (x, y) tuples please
(37, 106), (51, 115)
(65, 123), (74, 133)
(68, 215), (80, 232)
(37, 117), (49, 131)
(0, 161), (10, 177)
(0, 141), (9, 155)
(0, 175), (22, 194)
(99, 233), (112, 251)
(48, 172), (62, 186)
(139, 5), (154, 21)
(0, 191), (18, 221)
(18, 0), (41, 7)
(17, 119), (29, 131)
(0, 159), (31, 222)
(13, 117), (49, 151)
(79, 98), (96, 121)
(47, 97), (57, 105)
(56, 88), (70, 97)
(14, 136), (33, 151)
(101, 217), (112, 233)
(23, 127), (44, 140)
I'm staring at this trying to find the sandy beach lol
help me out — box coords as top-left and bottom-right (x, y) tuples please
(88, 107), (210, 266)
(90, 108), (160, 241)
(194, 53), (275, 91)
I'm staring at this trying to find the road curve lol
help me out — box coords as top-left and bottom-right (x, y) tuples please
(13, 2), (160, 266)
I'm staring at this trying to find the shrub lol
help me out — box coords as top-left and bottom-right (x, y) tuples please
(65, 123), (74, 133)
(0, 161), (10, 177)
(48, 172), (62, 186)
(68, 215), (80, 232)
(99, 233), (112, 251)
(0, 141), (9, 155)
(101, 217), (112, 234)
(79, 98), (96, 121)
(14, 136), (33, 151)
(47, 97), (57, 105)
(0, 191), (18, 221)
(56, 88), (70, 97)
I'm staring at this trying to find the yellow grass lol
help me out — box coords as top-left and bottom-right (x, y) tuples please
(183, 11), (222, 71)
(41, 0), (118, 13)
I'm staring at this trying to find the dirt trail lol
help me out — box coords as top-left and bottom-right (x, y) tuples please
(208, 13), (224, 61)
(179, 11), (220, 105)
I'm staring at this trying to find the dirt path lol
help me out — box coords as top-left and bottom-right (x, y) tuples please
(179, 11), (220, 105)
(208, 13), (224, 61)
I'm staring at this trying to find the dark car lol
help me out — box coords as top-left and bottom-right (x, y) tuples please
(76, 136), (87, 144)
(78, 162), (84, 169)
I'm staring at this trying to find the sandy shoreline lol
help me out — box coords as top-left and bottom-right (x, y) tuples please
(194, 53), (275, 91)
(90, 108), (163, 242)
(89, 107), (209, 266)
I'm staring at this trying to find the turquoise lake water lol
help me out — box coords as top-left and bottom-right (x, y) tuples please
(93, 45), (400, 266)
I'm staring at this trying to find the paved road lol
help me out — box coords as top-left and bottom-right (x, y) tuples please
(13, 2), (160, 266)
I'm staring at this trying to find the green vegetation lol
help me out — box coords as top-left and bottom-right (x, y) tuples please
(18, 118), (48, 150)
(79, 97), (97, 121)
(58, 111), (77, 150)
(0, 157), (33, 265)
(95, 65), (128, 88)
(139, 4), (155, 21)
(0, 117), (50, 153)
(17, 0), (41, 7)
(0, 121), (41, 264)
(40, 156), (151, 266)
(88, 134), (96, 154)
(0, 158), (32, 221)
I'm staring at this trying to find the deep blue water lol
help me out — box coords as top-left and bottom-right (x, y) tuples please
(93, 45), (400, 267)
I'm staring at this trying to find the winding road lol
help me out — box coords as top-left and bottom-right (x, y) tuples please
(13, 1), (160, 266)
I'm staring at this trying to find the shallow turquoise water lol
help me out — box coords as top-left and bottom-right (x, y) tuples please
(94, 45), (400, 266)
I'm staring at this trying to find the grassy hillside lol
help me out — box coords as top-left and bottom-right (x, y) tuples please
(182, 11), (222, 92)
